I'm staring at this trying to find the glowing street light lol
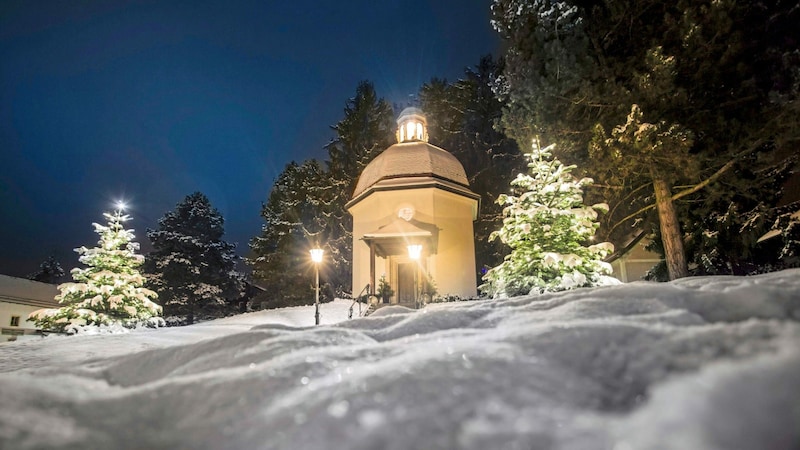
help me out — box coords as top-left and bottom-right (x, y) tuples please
(310, 248), (324, 325)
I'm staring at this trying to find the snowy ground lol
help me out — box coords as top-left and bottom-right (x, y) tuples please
(1, 271), (799, 450)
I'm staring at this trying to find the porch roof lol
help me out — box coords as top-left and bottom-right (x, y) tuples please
(361, 219), (439, 258)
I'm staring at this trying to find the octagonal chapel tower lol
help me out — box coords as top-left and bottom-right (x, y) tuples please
(346, 107), (480, 305)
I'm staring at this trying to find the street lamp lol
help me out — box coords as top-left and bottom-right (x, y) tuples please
(407, 244), (422, 308)
(310, 248), (324, 325)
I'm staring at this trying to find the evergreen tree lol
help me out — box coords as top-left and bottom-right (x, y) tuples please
(27, 255), (65, 284)
(250, 161), (330, 307)
(676, 154), (797, 276)
(145, 192), (244, 324)
(758, 204), (800, 267)
(29, 209), (162, 333)
(323, 81), (395, 294)
(250, 81), (394, 304)
(482, 140), (615, 297)
(491, 0), (800, 279)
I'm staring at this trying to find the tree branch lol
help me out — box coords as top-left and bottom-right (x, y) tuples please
(607, 203), (657, 236)
(671, 158), (737, 202)
(607, 155), (741, 235)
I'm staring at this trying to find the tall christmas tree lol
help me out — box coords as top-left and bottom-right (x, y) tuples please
(29, 208), (162, 333)
(482, 140), (616, 297)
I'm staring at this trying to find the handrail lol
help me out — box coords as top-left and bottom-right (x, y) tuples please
(349, 284), (370, 319)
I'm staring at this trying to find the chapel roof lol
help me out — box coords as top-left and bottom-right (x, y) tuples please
(350, 140), (470, 199)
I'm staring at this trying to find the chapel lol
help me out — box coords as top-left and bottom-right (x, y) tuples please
(346, 108), (480, 306)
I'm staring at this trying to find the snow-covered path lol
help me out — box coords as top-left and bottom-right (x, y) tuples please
(1, 272), (799, 449)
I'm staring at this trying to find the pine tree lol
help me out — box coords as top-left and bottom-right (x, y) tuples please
(482, 140), (615, 297)
(27, 255), (65, 284)
(491, 0), (800, 279)
(250, 81), (394, 303)
(145, 192), (244, 324)
(323, 81), (395, 294)
(29, 210), (162, 333)
(759, 204), (800, 265)
(250, 161), (329, 307)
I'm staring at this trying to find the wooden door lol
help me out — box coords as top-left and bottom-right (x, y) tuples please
(397, 263), (415, 305)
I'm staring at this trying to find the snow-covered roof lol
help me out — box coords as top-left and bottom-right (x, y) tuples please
(350, 107), (475, 206)
(351, 141), (471, 199)
(0, 274), (59, 308)
(397, 106), (424, 121)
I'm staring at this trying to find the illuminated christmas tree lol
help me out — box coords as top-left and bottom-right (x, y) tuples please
(482, 140), (616, 297)
(30, 207), (162, 333)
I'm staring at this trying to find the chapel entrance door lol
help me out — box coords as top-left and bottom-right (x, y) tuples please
(396, 263), (416, 306)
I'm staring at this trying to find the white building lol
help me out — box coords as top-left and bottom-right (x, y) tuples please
(0, 274), (59, 341)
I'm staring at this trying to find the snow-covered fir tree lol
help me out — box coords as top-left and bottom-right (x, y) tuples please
(145, 192), (244, 325)
(482, 140), (616, 297)
(249, 82), (394, 304)
(758, 203), (800, 267)
(27, 255), (65, 284)
(29, 209), (162, 333)
(320, 81), (394, 295)
(249, 161), (326, 307)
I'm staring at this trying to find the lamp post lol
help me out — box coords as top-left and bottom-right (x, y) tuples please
(407, 244), (422, 308)
(310, 248), (324, 325)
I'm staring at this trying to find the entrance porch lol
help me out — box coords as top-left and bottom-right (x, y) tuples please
(362, 217), (438, 309)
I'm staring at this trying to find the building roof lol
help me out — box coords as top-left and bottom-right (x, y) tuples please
(351, 141), (470, 199)
(0, 274), (59, 308)
(397, 106), (425, 121)
(362, 218), (439, 257)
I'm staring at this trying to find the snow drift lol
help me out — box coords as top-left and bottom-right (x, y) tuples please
(1, 270), (799, 449)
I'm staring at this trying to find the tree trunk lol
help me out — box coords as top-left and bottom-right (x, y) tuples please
(652, 177), (689, 280)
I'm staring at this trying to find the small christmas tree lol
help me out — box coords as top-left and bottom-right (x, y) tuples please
(29, 208), (162, 333)
(376, 275), (394, 304)
(482, 139), (616, 297)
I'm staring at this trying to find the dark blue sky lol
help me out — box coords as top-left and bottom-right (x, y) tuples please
(0, 0), (500, 277)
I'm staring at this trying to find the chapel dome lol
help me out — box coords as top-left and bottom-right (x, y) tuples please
(351, 109), (470, 200)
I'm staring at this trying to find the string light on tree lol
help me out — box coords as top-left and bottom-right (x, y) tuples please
(482, 139), (618, 297)
(29, 208), (163, 333)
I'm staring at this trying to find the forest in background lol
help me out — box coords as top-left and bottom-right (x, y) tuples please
(23, 1), (798, 325)
(247, 0), (799, 307)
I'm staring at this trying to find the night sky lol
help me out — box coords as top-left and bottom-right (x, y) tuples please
(0, 0), (500, 278)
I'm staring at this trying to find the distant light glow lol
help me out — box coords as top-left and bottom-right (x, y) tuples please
(115, 200), (128, 211)
(310, 248), (324, 263)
